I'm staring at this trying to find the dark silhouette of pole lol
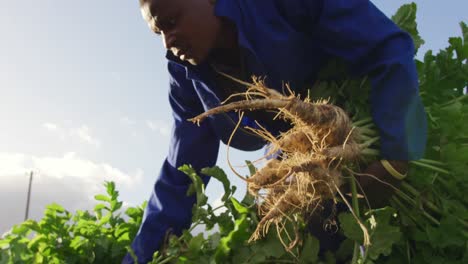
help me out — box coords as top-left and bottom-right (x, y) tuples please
(24, 171), (33, 221)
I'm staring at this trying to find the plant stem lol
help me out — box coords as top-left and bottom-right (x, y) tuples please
(400, 182), (419, 197)
(417, 159), (447, 167)
(406, 240), (411, 264)
(211, 205), (226, 213)
(353, 117), (373, 127)
(350, 176), (361, 264)
(441, 93), (468, 107)
(401, 183), (468, 229)
(390, 197), (423, 230)
(359, 134), (374, 142)
(187, 220), (202, 234)
(393, 189), (441, 226)
(158, 255), (177, 264)
(357, 123), (375, 130)
(409, 161), (450, 175)
(393, 196), (440, 226)
(259, 260), (296, 263)
(400, 182), (444, 216)
(435, 176), (452, 189)
(358, 127), (378, 136)
(394, 189), (417, 208)
(361, 148), (380, 157)
(360, 137), (380, 149)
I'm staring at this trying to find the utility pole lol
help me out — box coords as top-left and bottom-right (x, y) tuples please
(24, 171), (33, 221)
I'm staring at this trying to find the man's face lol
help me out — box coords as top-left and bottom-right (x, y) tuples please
(140, 0), (222, 65)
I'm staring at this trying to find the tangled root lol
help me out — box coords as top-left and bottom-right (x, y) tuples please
(189, 79), (363, 250)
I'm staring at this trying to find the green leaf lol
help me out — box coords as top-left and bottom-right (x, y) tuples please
(105, 181), (116, 196)
(115, 225), (130, 238)
(206, 232), (221, 250)
(110, 200), (123, 212)
(245, 160), (257, 176)
(94, 194), (111, 202)
(298, 234), (319, 263)
(179, 164), (208, 207)
(365, 208), (402, 260)
(449, 36), (464, 59)
(27, 235), (47, 250)
(11, 224), (30, 236)
(99, 213), (112, 225)
(215, 211), (234, 235)
(455, 21), (468, 59)
(94, 203), (108, 212)
(20, 220), (40, 232)
(125, 246), (139, 264)
(339, 212), (364, 242)
(230, 197), (249, 215)
(214, 215), (250, 262)
(335, 238), (354, 262)
(125, 207), (142, 221)
(391, 3), (425, 51)
(70, 236), (88, 250)
(201, 166), (232, 202)
(230, 246), (254, 263)
(244, 228), (287, 261)
(426, 215), (466, 248)
(340, 208), (402, 261)
(187, 233), (205, 257)
(0, 238), (10, 248)
(46, 203), (65, 213)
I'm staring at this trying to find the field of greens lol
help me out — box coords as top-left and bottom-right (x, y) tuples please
(1, 3), (467, 264)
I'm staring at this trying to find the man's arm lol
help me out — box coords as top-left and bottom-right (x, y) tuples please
(276, 0), (427, 206)
(312, 0), (427, 160)
(123, 62), (220, 263)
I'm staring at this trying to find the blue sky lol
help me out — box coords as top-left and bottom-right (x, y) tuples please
(0, 0), (466, 233)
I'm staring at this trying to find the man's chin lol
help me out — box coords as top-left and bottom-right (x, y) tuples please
(187, 54), (207, 66)
(187, 58), (198, 65)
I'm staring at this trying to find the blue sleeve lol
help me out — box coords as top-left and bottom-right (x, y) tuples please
(123, 62), (220, 263)
(293, 0), (427, 160)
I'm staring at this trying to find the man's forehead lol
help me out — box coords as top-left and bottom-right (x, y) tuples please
(140, 0), (163, 26)
(141, 0), (181, 17)
(140, 0), (158, 17)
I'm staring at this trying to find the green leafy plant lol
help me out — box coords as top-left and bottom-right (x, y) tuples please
(309, 3), (468, 263)
(0, 181), (146, 264)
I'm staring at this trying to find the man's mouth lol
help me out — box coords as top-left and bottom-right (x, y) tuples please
(173, 49), (190, 61)
(179, 52), (188, 61)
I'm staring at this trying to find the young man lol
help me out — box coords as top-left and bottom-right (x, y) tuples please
(124, 0), (427, 263)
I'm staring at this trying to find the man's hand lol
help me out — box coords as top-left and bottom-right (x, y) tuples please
(356, 160), (409, 208)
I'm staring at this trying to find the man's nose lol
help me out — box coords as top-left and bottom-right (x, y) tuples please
(162, 32), (176, 50)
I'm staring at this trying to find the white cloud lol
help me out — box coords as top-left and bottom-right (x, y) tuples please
(0, 152), (143, 234)
(146, 120), (172, 137)
(72, 125), (101, 147)
(42, 122), (59, 131)
(120, 116), (136, 126)
(42, 122), (67, 140)
(0, 152), (143, 193)
(41, 122), (101, 147)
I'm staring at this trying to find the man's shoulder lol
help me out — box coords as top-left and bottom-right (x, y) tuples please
(225, 0), (322, 32)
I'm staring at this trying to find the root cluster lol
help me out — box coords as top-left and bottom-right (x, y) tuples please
(189, 78), (363, 249)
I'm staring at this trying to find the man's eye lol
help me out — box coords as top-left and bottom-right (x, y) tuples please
(168, 18), (176, 26)
(160, 18), (176, 31)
